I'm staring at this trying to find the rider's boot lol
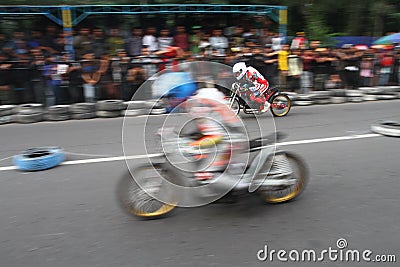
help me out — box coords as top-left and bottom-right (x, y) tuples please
(261, 102), (270, 113)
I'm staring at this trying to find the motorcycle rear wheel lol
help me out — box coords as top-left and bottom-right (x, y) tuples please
(270, 94), (291, 117)
(116, 165), (177, 219)
(260, 152), (308, 203)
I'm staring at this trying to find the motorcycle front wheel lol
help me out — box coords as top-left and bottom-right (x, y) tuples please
(270, 94), (291, 117)
(260, 152), (309, 203)
(116, 164), (178, 219)
(227, 97), (241, 115)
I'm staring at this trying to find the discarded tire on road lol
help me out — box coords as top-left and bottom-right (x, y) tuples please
(371, 121), (400, 137)
(13, 147), (66, 171)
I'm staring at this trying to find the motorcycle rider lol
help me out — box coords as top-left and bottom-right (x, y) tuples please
(232, 61), (271, 112)
(174, 86), (248, 190)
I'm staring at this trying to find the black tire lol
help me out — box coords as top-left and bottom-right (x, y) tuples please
(45, 114), (71, 121)
(14, 113), (43, 123)
(227, 97), (240, 115)
(0, 115), (15, 125)
(96, 110), (121, 118)
(14, 103), (43, 114)
(259, 152), (309, 203)
(270, 94), (291, 117)
(371, 121), (400, 137)
(0, 105), (16, 117)
(48, 105), (70, 114)
(69, 103), (96, 114)
(116, 165), (178, 219)
(96, 100), (124, 111)
(13, 147), (65, 171)
(71, 112), (96, 120)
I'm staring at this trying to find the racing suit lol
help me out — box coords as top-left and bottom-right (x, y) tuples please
(243, 66), (270, 110)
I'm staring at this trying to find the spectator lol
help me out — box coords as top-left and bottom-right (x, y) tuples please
(42, 25), (62, 55)
(271, 32), (283, 51)
(7, 31), (29, 59)
(229, 26), (245, 52)
(158, 28), (173, 51)
(28, 48), (46, 105)
(80, 53), (100, 102)
(277, 44), (290, 90)
(125, 28), (143, 57)
(290, 32), (309, 50)
(27, 30), (45, 50)
(263, 46), (279, 87)
(173, 26), (189, 51)
(0, 53), (12, 104)
(300, 49), (316, 93)
(74, 27), (93, 59)
(341, 47), (362, 89)
(209, 29), (229, 56)
(92, 27), (107, 59)
(325, 74), (342, 89)
(378, 50), (395, 86)
(359, 54), (374, 87)
(107, 28), (125, 56)
(142, 27), (158, 52)
(125, 63), (146, 101)
(313, 48), (334, 90)
(244, 28), (260, 47)
(189, 26), (203, 56)
(287, 49), (303, 91)
(97, 53), (114, 100)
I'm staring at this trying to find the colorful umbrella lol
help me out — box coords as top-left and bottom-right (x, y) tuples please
(373, 33), (400, 45)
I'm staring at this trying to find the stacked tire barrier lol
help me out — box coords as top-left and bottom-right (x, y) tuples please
(286, 86), (400, 106)
(70, 103), (96, 119)
(0, 86), (399, 125)
(46, 105), (70, 121)
(13, 103), (44, 123)
(0, 105), (16, 125)
(96, 100), (125, 118)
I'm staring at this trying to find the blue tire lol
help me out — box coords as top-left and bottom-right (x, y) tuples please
(13, 147), (66, 171)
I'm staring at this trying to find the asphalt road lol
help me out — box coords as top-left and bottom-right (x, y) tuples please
(0, 100), (399, 267)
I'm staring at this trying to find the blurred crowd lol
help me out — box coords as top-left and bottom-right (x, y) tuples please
(1, 24), (400, 106)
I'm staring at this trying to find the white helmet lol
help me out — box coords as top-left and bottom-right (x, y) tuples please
(232, 62), (247, 80)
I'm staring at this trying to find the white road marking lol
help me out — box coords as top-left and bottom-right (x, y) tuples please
(0, 133), (382, 172)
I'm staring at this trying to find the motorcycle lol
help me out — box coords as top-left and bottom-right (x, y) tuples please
(227, 82), (291, 116)
(116, 127), (309, 219)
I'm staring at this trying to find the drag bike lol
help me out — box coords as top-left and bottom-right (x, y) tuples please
(116, 127), (308, 219)
(227, 82), (291, 116)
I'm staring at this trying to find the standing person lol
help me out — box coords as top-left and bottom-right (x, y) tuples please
(300, 49), (316, 93)
(209, 29), (229, 56)
(73, 27), (93, 60)
(263, 46), (279, 87)
(287, 49), (303, 92)
(125, 27), (143, 57)
(142, 27), (158, 52)
(80, 53), (100, 102)
(189, 26), (203, 56)
(290, 32), (309, 50)
(107, 28), (125, 56)
(158, 28), (173, 51)
(92, 27), (107, 59)
(313, 48), (332, 91)
(28, 48), (46, 105)
(125, 63), (146, 101)
(271, 32), (283, 51)
(229, 26), (245, 52)
(359, 54), (374, 87)
(378, 50), (395, 86)
(341, 47), (362, 89)
(277, 44), (290, 90)
(173, 26), (189, 52)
